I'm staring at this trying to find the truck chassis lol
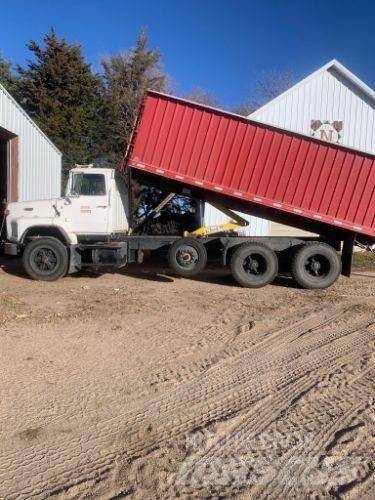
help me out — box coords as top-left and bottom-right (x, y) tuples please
(7, 233), (347, 289)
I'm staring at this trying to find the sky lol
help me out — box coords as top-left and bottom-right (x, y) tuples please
(0, 0), (374, 107)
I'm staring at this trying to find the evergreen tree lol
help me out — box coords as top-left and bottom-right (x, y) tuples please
(101, 29), (185, 231)
(0, 53), (17, 94)
(101, 29), (167, 165)
(17, 28), (103, 178)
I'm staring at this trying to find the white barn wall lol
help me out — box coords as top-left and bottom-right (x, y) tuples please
(0, 83), (61, 201)
(250, 67), (374, 154)
(203, 204), (269, 236)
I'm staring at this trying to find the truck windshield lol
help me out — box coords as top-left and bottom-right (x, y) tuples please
(70, 173), (106, 196)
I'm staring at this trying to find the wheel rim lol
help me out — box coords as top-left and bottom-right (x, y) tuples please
(304, 253), (330, 279)
(30, 247), (59, 275)
(242, 252), (267, 276)
(175, 245), (199, 270)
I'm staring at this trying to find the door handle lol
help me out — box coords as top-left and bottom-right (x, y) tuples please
(97, 205), (107, 208)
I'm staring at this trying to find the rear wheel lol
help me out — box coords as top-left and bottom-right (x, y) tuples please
(22, 237), (68, 281)
(230, 243), (278, 288)
(291, 242), (341, 289)
(168, 238), (207, 277)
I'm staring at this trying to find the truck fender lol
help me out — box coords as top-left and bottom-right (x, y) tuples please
(20, 224), (76, 246)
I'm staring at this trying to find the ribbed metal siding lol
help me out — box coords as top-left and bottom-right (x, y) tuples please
(0, 84), (61, 201)
(203, 204), (269, 236)
(250, 67), (375, 155)
(129, 92), (375, 238)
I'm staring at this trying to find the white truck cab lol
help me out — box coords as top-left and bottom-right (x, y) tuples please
(6, 166), (130, 248)
(4, 167), (133, 280)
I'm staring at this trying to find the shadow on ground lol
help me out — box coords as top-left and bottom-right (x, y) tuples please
(0, 253), (300, 289)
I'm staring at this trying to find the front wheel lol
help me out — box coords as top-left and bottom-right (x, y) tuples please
(22, 237), (68, 281)
(168, 238), (207, 277)
(230, 243), (278, 288)
(291, 242), (341, 289)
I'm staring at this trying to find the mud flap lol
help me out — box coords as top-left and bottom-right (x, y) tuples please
(69, 245), (82, 274)
(341, 234), (355, 277)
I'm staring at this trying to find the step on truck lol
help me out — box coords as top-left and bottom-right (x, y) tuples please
(3, 91), (375, 289)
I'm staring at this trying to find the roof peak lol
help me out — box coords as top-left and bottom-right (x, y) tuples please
(250, 59), (374, 118)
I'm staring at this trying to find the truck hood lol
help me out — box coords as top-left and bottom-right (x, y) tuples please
(7, 199), (60, 219)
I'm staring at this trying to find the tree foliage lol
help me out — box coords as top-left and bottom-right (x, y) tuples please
(16, 28), (103, 178)
(101, 29), (167, 165)
(0, 53), (18, 94)
(182, 87), (218, 107)
(234, 71), (294, 116)
(256, 71), (294, 101)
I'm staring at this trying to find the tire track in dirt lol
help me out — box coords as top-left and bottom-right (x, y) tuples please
(257, 383), (373, 499)
(1, 314), (374, 482)
(0, 306), (345, 444)
(169, 335), (374, 474)
(0, 306), (358, 451)
(172, 363), (373, 498)
(1, 306), (374, 498)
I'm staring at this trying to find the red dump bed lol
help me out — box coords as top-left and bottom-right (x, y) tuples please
(127, 91), (375, 239)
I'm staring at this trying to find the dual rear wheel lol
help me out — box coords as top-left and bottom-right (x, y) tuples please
(291, 242), (342, 289)
(230, 243), (278, 288)
(230, 241), (341, 289)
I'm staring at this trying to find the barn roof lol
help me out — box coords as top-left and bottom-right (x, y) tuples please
(249, 59), (375, 118)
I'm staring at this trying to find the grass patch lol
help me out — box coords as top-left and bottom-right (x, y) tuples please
(352, 251), (375, 270)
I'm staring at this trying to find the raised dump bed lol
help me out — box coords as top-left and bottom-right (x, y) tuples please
(126, 91), (375, 243)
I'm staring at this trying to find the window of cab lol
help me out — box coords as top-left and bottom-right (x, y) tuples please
(70, 173), (106, 196)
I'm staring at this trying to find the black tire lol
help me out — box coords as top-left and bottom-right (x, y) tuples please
(22, 237), (68, 281)
(230, 242), (278, 288)
(168, 238), (207, 277)
(291, 242), (341, 289)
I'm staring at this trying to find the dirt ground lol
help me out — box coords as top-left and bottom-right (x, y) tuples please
(0, 256), (374, 499)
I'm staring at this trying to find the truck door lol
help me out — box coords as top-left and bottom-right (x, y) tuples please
(68, 172), (109, 234)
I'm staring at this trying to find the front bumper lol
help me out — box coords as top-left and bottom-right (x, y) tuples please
(3, 242), (19, 256)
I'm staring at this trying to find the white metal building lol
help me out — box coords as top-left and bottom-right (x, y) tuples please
(249, 59), (375, 236)
(203, 204), (269, 235)
(0, 82), (61, 204)
(205, 59), (374, 236)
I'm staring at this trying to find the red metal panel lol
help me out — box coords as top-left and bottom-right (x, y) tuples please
(128, 91), (375, 239)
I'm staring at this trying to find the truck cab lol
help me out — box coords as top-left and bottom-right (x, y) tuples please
(6, 166), (130, 247)
(64, 166), (130, 238)
(4, 167), (131, 280)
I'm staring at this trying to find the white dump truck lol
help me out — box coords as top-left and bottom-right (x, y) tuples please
(0, 164), (349, 289)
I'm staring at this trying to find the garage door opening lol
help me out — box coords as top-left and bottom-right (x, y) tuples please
(0, 127), (18, 205)
(0, 127), (18, 238)
(0, 133), (8, 204)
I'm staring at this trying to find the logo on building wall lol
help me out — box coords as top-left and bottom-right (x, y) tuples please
(310, 120), (343, 144)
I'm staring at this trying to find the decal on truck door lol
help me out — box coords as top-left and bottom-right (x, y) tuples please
(80, 205), (92, 214)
